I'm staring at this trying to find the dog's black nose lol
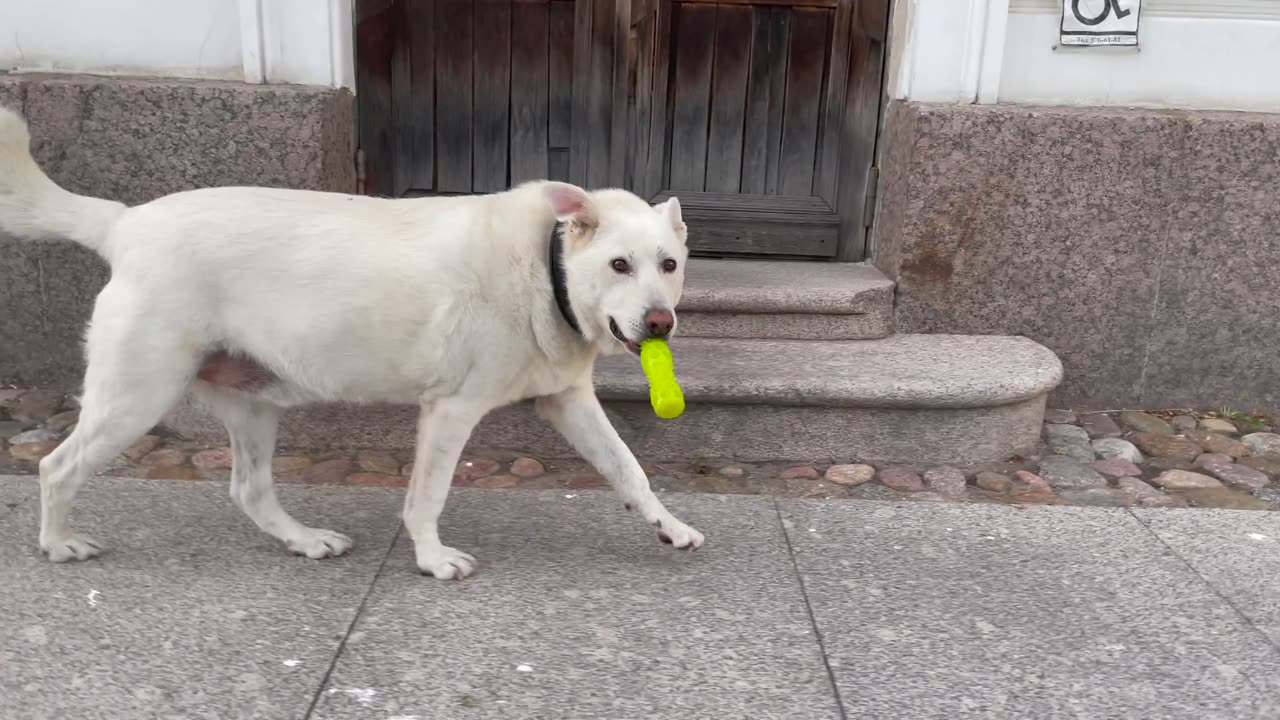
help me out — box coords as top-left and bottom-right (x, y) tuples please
(644, 308), (675, 338)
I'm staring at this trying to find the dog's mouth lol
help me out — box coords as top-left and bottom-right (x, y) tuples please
(608, 318), (641, 355)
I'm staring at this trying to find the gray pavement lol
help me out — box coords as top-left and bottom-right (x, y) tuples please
(2, 476), (1279, 719)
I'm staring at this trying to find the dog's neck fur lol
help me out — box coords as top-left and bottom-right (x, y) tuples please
(549, 220), (584, 337)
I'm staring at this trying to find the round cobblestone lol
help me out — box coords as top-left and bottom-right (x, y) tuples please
(825, 464), (875, 487)
(880, 467), (924, 493)
(975, 472), (1011, 493)
(511, 457), (546, 478)
(782, 465), (819, 480)
(193, 448), (234, 469)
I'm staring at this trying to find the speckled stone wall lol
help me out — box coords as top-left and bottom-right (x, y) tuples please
(874, 100), (1280, 413)
(0, 74), (355, 387)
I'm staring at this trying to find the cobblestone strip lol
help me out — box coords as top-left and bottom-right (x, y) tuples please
(2, 388), (1277, 509)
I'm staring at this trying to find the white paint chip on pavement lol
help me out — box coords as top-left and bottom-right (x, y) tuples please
(328, 688), (377, 704)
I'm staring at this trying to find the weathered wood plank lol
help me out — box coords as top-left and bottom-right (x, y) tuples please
(630, 0), (654, 23)
(569, 0), (594, 184)
(435, 0), (474, 192)
(405, 0), (435, 190)
(815, 0), (852, 206)
(641, 0), (673, 196)
(622, 12), (641, 188)
(652, 192), (838, 257)
(629, 9), (657, 197)
(778, 7), (829, 196)
(668, 2), (716, 192)
(762, 6), (789, 194)
(608, 0), (632, 187)
(835, 31), (885, 261)
(355, 0), (396, 196)
(548, 0), (574, 149)
(586, 0), (616, 188)
(686, 224), (836, 256)
(473, 0), (513, 192)
(740, 6), (772, 195)
(652, 190), (833, 215)
(549, 148), (570, 181)
(855, 0), (889, 41)
(390, 1), (412, 196)
(685, 0), (837, 6)
(510, 0), (550, 184)
(705, 4), (751, 193)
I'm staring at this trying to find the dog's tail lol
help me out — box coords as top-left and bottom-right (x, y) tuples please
(0, 106), (125, 256)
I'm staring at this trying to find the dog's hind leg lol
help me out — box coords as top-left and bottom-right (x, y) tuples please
(39, 282), (198, 562)
(193, 387), (352, 558)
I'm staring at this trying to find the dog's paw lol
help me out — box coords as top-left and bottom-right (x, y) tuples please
(416, 546), (477, 580)
(654, 517), (704, 551)
(42, 534), (103, 563)
(287, 529), (353, 559)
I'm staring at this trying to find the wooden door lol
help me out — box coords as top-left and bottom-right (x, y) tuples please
(355, 0), (888, 259)
(356, 0), (581, 196)
(626, 0), (887, 258)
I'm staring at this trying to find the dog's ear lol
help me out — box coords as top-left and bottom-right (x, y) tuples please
(654, 197), (687, 243)
(543, 182), (598, 229)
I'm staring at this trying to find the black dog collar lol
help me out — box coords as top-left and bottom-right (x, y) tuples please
(549, 221), (583, 336)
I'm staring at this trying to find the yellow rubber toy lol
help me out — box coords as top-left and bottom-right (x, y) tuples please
(639, 339), (685, 419)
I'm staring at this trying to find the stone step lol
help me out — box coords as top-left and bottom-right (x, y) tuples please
(675, 259), (894, 340)
(163, 334), (1063, 466)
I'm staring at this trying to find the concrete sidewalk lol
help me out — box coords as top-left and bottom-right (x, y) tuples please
(2, 477), (1279, 719)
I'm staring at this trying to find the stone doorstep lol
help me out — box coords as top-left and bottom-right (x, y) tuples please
(165, 395), (1049, 467)
(160, 333), (1061, 466)
(675, 259), (895, 340)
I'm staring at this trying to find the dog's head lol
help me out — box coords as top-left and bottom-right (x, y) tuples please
(544, 182), (688, 355)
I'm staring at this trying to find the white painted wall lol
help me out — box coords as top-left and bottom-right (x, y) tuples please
(4, 0), (1273, 110)
(891, 0), (1280, 112)
(0, 0), (243, 80)
(0, 0), (354, 88)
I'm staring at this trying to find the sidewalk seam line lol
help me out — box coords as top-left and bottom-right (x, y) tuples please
(774, 497), (849, 720)
(302, 525), (402, 720)
(1125, 507), (1280, 700)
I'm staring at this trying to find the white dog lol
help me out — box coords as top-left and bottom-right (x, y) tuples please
(0, 107), (703, 578)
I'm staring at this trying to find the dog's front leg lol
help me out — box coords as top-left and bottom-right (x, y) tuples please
(403, 398), (486, 579)
(537, 384), (704, 550)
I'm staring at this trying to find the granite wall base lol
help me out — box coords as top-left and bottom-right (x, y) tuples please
(0, 74), (355, 387)
(874, 100), (1280, 413)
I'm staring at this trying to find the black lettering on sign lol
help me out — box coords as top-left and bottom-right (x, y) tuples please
(1072, 0), (1132, 26)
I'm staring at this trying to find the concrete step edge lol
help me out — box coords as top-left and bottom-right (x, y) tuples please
(595, 335), (1063, 410)
(675, 309), (894, 340)
(678, 258), (894, 315)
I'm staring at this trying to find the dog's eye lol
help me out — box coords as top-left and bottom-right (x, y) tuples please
(611, 258), (630, 274)
(662, 258), (678, 273)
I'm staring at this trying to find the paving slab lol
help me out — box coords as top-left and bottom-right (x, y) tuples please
(780, 500), (1280, 719)
(311, 490), (838, 720)
(0, 476), (403, 720)
(1132, 508), (1280, 647)
(0, 472), (33, 512)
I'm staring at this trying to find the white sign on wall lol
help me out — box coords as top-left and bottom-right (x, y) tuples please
(1060, 0), (1141, 46)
